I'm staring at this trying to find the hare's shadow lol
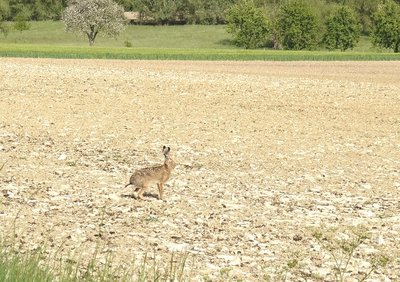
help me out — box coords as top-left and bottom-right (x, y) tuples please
(121, 192), (159, 200)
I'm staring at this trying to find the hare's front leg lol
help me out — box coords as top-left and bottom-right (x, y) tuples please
(157, 183), (164, 200)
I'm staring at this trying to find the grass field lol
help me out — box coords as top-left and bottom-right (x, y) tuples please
(0, 21), (399, 60)
(1, 21), (232, 49)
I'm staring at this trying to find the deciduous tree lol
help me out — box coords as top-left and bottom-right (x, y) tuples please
(62, 0), (126, 46)
(323, 5), (360, 51)
(372, 0), (400, 53)
(33, 0), (65, 20)
(0, 0), (9, 36)
(225, 0), (269, 49)
(14, 7), (31, 32)
(274, 0), (319, 50)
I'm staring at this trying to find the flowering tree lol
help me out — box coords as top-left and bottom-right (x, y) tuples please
(62, 0), (126, 46)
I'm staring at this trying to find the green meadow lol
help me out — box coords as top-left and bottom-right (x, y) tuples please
(0, 21), (399, 60)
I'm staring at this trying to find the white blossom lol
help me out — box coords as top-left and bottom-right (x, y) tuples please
(62, 0), (127, 45)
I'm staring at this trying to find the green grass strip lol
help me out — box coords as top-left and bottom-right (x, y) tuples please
(1, 43), (399, 61)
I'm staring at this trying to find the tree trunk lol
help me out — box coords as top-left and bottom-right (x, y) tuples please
(86, 25), (98, 46)
(395, 39), (399, 53)
(87, 34), (94, 46)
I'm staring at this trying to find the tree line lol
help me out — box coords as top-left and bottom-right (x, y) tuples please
(0, 0), (235, 23)
(0, 0), (67, 21)
(0, 0), (398, 28)
(1, 0), (399, 52)
(226, 0), (400, 52)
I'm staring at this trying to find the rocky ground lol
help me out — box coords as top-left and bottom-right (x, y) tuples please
(0, 58), (399, 281)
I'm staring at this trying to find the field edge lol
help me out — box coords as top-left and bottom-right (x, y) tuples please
(0, 43), (399, 61)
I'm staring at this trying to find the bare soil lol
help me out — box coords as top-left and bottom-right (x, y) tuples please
(1, 58), (399, 281)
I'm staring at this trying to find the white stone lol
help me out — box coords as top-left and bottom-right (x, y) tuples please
(58, 153), (67, 160)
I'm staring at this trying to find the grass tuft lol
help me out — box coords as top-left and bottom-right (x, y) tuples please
(0, 241), (191, 282)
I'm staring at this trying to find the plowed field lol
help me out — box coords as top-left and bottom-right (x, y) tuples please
(1, 58), (399, 281)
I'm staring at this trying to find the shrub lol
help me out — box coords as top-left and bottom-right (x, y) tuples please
(274, 0), (319, 50)
(13, 10), (31, 32)
(124, 39), (133, 47)
(0, 0), (10, 36)
(225, 0), (269, 49)
(372, 0), (400, 53)
(323, 5), (360, 51)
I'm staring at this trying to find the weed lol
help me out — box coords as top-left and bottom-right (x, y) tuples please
(220, 266), (232, 277)
(272, 226), (391, 281)
(124, 40), (132, 48)
(275, 251), (308, 282)
(0, 203), (192, 281)
(311, 226), (390, 282)
(66, 161), (77, 167)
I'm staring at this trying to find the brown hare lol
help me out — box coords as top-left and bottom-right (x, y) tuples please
(125, 146), (175, 200)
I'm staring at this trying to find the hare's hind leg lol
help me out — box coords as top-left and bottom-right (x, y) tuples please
(157, 183), (164, 200)
(137, 185), (149, 200)
(131, 186), (140, 199)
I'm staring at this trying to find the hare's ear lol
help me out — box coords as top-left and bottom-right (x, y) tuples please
(163, 146), (170, 158)
(162, 145), (167, 153)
